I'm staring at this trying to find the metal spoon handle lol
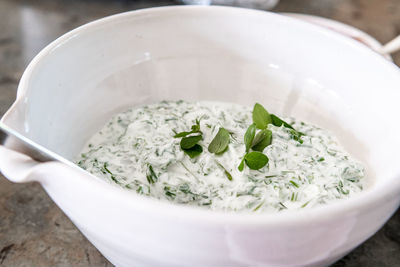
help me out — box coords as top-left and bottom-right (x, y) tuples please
(0, 126), (56, 163)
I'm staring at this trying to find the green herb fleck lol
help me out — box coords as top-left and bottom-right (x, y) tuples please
(146, 164), (158, 184)
(215, 160), (233, 181)
(301, 200), (311, 208)
(253, 201), (264, 211)
(164, 186), (176, 198)
(290, 129), (304, 144)
(179, 183), (191, 194)
(290, 180), (299, 188)
(337, 181), (349, 195)
(238, 158), (245, 172)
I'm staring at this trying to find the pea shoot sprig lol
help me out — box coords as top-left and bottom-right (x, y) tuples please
(173, 103), (304, 174)
(173, 119), (203, 158)
(238, 103), (304, 171)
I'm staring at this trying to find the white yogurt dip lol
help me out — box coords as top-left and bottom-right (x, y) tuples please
(77, 100), (365, 213)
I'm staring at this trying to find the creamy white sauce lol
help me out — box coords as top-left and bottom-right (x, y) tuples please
(76, 100), (365, 213)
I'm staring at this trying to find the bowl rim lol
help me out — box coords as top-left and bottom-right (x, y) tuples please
(4, 5), (400, 226)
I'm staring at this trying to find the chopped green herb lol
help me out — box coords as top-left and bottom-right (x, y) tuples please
(208, 127), (230, 154)
(103, 162), (113, 175)
(179, 183), (191, 194)
(215, 160), (233, 181)
(290, 129), (304, 144)
(337, 181), (350, 195)
(290, 192), (298, 201)
(146, 164), (158, 184)
(164, 186), (176, 198)
(301, 200), (311, 208)
(253, 201), (265, 211)
(290, 180), (299, 188)
(223, 170), (233, 181)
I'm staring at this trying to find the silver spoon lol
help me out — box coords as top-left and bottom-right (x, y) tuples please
(0, 122), (57, 162)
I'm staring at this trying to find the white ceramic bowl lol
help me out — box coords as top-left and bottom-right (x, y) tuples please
(1, 6), (400, 267)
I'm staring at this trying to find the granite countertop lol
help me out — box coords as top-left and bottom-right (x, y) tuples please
(0, 0), (399, 266)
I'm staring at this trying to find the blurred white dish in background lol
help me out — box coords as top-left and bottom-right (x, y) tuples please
(283, 13), (392, 61)
(180, 0), (279, 10)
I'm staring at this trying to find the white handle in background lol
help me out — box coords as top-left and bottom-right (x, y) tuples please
(380, 35), (400, 55)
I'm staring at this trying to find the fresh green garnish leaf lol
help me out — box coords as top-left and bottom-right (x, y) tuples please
(183, 144), (203, 158)
(244, 151), (269, 170)
(244, 124), (256, 152)
(252, 103), (271, 129)
(180, 135), (202, 149)
(175, 119), (204, 158)
(270, 114), (295, 130)
(251, 129), (272, 152)
(191, 119), (201, 132)
(173, 119), (202, 138)
(238, 158), (245, 172)
(146, 164), (158, 184)
(208, 127), (230, 154)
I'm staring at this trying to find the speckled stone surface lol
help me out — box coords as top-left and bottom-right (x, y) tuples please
(0, 0), (399, 266)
